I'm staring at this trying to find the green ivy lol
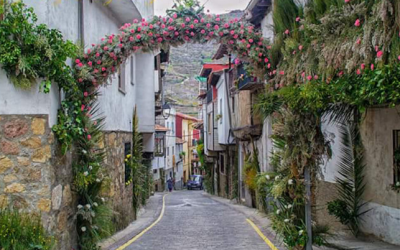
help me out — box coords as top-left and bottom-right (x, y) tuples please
(0, 1), (77, 92)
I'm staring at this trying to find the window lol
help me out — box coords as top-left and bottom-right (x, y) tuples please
(119, 63), (126, 93)
(153, 169), (158, 174)
(154, 133), (165, 157)
(130, 55), (135, 85)
(208, 114), (212, 133)
(220, 154), (225, 174)
(172, 146), (175, 156)
(172, 122), (175, 134)
(124, 142), (132, 183)
(232, 96), (235, 113)
(393, 130), (400, 183)
(167, 147), (169, 156)
(219, 99), (223, 124)
(167, 122), (169, 130)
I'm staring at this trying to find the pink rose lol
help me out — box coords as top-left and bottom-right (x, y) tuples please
(185, 17), (191, 22)
(130, 36), (134, 42)
(181, 23), (186, 28)
(249, 39), (254, 43)
(102, 67), (106, 72)
(97, 60), (101, 65)
(361, 64), (365, 70)
(214, 25), (219, 30)
(84, 92), (88, 97)
(78, 78), (83, 83)
(284, 29), (289, 35)
(119, 44), (123, 48)
(377, 50), (383, 58)
(314, 75), (319, 80)
(81, 105), (85, 111)
(307, 75), (312, 81)
(267, 64), (271, 69)
(264, 58), (269, 63)
(173, 14), (178, 19)
(78, 63), (83, 68)
(279, 71), (285, 75)
(103, 46), (108, 51)
(75, 59), (81, 64)
(371, 64), (375, 70)
(345, 0), (350, 3)
(356, 69), (361, 75)
(206, 23), (211, 28)
(88, 61), (93, 67)
(87, 135), (92, 140)
(216, 18), (221, 22)
(136, 35), (142, 39)
(194, 19), (199, 24)
(299, 45), (303, 51)
(190, 24), (194, 29)
(296, 17), (301, 22)
(355, 19), (361, 27)
(201, 30), (206, 34)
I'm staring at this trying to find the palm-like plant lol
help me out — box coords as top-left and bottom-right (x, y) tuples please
(327, 121), (369, 237)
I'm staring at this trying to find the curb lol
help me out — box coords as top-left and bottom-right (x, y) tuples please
(99, 193), (165, 250)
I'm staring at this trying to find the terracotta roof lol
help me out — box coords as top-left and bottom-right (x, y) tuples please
(155, 124), (170, 132)
(176, 112), (199, 122)
(176, 138), (186, 144)
(199, 64), (230, 77)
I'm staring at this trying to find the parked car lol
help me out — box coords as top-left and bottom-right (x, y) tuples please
(187, 175), (203, 190)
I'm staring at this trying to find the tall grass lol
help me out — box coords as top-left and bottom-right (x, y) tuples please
(0, 207), (54, 250)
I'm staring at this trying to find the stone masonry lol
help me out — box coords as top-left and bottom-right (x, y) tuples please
(102, 131), (135, 230)
(0, 115), (77, 250)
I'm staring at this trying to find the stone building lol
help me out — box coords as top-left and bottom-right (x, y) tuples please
(0, 0), (157, 249)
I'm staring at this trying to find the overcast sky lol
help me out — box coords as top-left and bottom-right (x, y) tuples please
(154, 0), (251, 16)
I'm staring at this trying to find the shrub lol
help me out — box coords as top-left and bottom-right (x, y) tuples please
(0, 207), (54, 250)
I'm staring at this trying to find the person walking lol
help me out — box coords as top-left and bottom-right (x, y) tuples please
(167, 178), (173, 192)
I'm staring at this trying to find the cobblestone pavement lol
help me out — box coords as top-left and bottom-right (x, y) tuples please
(124, 190), (272, 250)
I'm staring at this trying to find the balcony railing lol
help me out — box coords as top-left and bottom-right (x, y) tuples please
(237, 65), (263, 91)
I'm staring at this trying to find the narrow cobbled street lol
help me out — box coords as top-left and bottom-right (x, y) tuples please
(113, 191), (272, 250)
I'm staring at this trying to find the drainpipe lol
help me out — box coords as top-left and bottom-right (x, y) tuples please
(78, 0), (84, 46)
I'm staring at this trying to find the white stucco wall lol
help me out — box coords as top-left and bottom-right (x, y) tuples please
(216, 74), (231, 145)
(0, 0), (155, 133)
(135, 52), (156, 134)
(165, 109), (176, 170)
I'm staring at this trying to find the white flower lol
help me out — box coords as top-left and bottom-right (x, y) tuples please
(101, 197), (105, 202)
(396, 182), (400, 187)
(352, 188), (356, 192)
(287, 204), (293, 209)
(266, 175), (270, 180)
(93, 202), (98, 207)
(288, 179), (294, 185)
(96, 178), (101, 183)
(81, 227), (87, 232)
(276, 209), (281, 215)
(91, 212), (96, 217)
(89, 165), (93, 170)
(86, 204), (91, 209)
(77, 205), (83, 209)
(275, 176), (280, 181)
(84, 171), (89, 176)
(284, 219), (290, 223)
(299, 230), (304, 235)
(82, 150), (87, 154)
(93, 225), (98, 230)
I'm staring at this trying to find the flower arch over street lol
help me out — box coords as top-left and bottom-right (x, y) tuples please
(58, 2), (274, 248)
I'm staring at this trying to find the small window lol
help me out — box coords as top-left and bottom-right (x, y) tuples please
(167, 122), (169, 129)
(124, 142), (132, 183)
(393, 130), (400, 183)
(119, 63), (126, 94)
(154, 133), (165, 157)
(130, 56), (135, 85)
(153, 169), (158, 174)
(208, 114), (212, 133)
(232, 96), (235, 113)
(219, 99), (223, 124)
(172, 122), (175, 134)
(167, 147), (169, 156)
(172, 146), (175, 156)
(220, 154), (225, 174)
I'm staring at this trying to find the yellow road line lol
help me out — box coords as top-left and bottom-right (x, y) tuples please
(246, 218), (279, 250)
(116, 194), (168, 250)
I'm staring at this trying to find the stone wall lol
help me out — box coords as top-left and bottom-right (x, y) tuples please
(102, 131), (135, 230)
(0, 114), (77, 250)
